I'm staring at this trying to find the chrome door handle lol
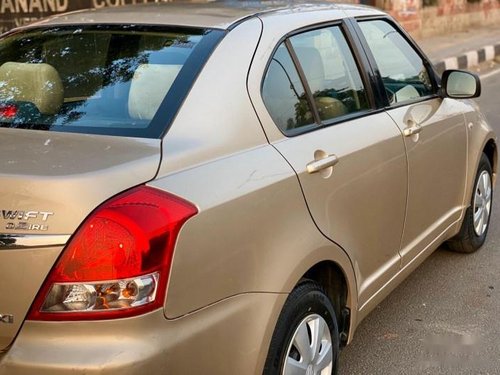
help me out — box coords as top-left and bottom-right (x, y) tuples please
(403, 124), (422, 137)
(307, 154), (339, 173)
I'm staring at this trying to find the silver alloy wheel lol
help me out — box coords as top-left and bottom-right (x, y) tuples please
(473, 170), (492, 236)
(282, 314), (333, 375)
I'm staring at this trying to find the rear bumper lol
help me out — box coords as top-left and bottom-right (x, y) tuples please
(0, 293), (286, 375)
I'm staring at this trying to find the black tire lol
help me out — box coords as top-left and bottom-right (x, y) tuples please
(263, 281), (339, 375)
(448, 153), (493, 253)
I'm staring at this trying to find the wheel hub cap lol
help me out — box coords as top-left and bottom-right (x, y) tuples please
(473, 170), (492, 237)
(282, 314), (333, 375)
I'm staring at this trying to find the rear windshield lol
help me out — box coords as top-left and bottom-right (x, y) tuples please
(0, 25), (223, 138)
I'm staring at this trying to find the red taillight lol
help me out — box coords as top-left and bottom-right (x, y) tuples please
(28, 186), (197, 321)
(0, 104), (17, 119)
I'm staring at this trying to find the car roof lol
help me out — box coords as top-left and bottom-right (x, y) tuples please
(26, 1), (384, 30)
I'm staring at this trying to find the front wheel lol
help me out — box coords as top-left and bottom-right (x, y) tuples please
(448, 153), (493, 253)
(263, 281), (339, 375)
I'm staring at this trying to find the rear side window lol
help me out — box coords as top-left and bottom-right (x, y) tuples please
(262, 44), (314, 132)
(289, 26), (370, 123)
(262, 25), (370, 135)
(358, 20), (434, 105)
(0, 26), (223, 138)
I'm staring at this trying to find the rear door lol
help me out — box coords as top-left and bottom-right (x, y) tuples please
(256, 22), (408, 308)
(354, 19), (468, 265)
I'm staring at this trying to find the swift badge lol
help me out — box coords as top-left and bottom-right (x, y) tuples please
(2, 210), (54, 232)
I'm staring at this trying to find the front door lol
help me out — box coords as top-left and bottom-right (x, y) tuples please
(356, 19), (468, 265)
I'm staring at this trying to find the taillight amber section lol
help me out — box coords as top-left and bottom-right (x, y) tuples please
(28, 186), (197, 321)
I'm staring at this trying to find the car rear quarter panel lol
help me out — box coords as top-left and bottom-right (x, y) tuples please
(151, 145), (357, 322)
(155, 18), (267, 177)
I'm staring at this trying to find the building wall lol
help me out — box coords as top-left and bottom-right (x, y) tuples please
(0, 0), (173, 34)
(419, 0), (499, 38)
(383, 0), (500, 38)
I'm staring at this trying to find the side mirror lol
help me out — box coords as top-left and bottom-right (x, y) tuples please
(441, 70), (481, 99)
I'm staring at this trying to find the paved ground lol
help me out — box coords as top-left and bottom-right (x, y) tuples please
(339, 69), (500, 374)
(417, 25), (500, 63)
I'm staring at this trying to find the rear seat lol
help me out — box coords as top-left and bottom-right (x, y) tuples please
(0, 62), (64, 115)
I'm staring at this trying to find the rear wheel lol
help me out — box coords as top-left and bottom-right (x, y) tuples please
(263, 281), (339, 375)
(448, 153), (493, 253)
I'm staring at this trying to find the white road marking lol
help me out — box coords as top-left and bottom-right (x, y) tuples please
(480, 67), (500, 80)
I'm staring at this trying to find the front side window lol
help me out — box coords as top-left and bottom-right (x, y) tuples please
(0, 26), (221, 137)
(358, 20), (434, 105)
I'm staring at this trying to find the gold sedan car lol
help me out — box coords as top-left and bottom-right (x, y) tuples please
(0, 2), (497, 374)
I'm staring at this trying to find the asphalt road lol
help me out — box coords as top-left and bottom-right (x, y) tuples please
(339, 70), (500, 375)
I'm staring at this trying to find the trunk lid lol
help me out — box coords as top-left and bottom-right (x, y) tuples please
(0, 128), (161, 351)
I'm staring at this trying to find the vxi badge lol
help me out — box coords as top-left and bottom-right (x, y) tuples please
(2, 210), (54, 232)
(0, 314), (14, 324)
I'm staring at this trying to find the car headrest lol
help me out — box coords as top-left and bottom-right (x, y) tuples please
(315, 97), (348, 121)
(128, 64), (182, 120)
(294, 47), (325, 94)
(0, 62), (64, 115)
(394, 85), (420, 104)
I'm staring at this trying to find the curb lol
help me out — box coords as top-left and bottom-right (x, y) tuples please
(433, 43), (500, 74)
